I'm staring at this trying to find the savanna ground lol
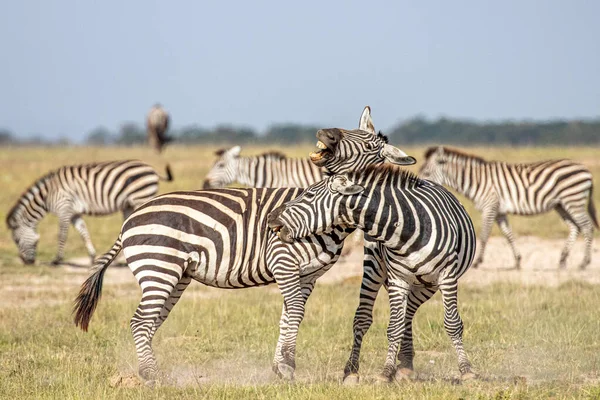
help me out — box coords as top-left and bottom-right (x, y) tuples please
(1, 144), (599, 399)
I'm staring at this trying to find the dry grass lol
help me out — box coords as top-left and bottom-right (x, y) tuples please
(1, 145), (600, 399)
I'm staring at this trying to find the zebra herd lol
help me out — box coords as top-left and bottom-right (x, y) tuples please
(6, 106), (597, 385)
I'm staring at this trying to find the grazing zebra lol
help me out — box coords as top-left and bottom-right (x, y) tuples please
(202, 146), (323, 189)
(6, 160), (173, 265)
(147, 104), (172, 153)
(73, 107), (417, 384)
(74, 187), (354, 383)
(419, 146), (598, 269)
(268, 164), (477, 382)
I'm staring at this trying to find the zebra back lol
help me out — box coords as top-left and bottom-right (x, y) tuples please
(203, 147), (323, 189)
(420, 146), (595, 215)
(6, 160), (163, 228)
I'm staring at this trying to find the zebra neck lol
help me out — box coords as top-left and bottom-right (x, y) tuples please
(11, 184), (50, 228)
(235, 157), (261, 187)
(439, 157), (487, 202)
(237, 156), (284, 187)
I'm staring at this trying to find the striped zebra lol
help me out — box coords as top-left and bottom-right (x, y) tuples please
(419, 146), (598, 269)
(202, 107), (415, 190)
(268, 164), (477, 382)
(74, 187), (353, 383)
(6, 160), (173, 266)
(202, 147), (322, 189)
(73, 107), (417, 384)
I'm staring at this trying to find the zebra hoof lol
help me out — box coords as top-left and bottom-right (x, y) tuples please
(50, 258), (63, 266)
(374, 374), (393, 385)
(579, 260), (591, 270)
(461, 372), (477, 381)
(343, 373), (360, 386)
(144, 379), (157, 388)
(394, 367), (414, 381)
(276, 363), (295, 381)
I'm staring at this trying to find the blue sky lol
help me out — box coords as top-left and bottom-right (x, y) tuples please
(1, 0), (599, 140)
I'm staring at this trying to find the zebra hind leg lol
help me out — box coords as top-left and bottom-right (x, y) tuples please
(343, 255), (385, 385)
(377, 280), (409, 383)
(556, 205), (581, 269)
(130, 261), (187, 385)
(395, 286), (436, 381)
(439, 281), (475, 380)
(71, 215), (97, 265)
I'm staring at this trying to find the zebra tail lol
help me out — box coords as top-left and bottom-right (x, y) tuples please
(73, 237), (123, 332)
(588, 185), (599, 229)
(159, 164), (174, 182)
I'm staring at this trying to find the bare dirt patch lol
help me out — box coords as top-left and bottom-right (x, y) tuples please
(322, 235), (600, 287)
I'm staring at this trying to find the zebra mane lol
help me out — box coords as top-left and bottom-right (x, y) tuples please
(425, 146), (487, 163)
(347, 164), (420, 189)
(377, 131), (389, 144)
(259, 151), (287, 160)
(5, 172), (53, 228)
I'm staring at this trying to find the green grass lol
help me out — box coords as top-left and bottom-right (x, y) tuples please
(1, 266), (600, 399)
(1, 145), (598, 266)
(1, 145), (600, 398)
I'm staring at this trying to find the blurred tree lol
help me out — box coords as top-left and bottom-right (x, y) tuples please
(115, 122), (145, 145)
(86, 127), (114, 145)
(0, 129), (14, 144)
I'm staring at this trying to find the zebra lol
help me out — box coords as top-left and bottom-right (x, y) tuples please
(202, 106), (415, 190)
(6, 160), (173, 266)
(419, 146), (598, 270)
(202, 146), (323, 189)
(73, 187), (354, 383)
(268, 164), (477, 383)
(73, 107), (417, 384)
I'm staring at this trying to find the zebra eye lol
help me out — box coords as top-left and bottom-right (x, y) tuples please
(437, 159), (447, 165)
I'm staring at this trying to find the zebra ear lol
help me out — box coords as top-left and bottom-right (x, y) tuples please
(358, 106), (376, 134)
(382, 144), (416, 165)
(329, 176), (365, 195)
(228, 146), (242, 157)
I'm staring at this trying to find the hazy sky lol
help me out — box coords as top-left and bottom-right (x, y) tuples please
(1, 0), (599, 140)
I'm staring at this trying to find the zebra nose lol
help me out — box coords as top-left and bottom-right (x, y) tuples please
(202, 180), (212, 189)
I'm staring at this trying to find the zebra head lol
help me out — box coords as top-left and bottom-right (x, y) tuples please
(268, 175), (364, 243)
(419, 146), (452, 185)
(203, 146), (242, 189)
(310, 106), (416, 174)
(6, 215), (39, 265)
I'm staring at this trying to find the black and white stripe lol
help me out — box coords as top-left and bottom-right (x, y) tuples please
(202, 146), (322, 189)
(419, 146), (598, 269)
(268, 165), (477, 382)
(6, 160), (172, 265)
(74, 187), (352, 383)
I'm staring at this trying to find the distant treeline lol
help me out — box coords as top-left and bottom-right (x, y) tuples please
(2, 117), (599, 146)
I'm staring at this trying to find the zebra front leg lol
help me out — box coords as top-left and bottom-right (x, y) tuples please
(395, 286), (436, 381)
(439, 281), (475, 380)
(579, 223), (594, 270)
(495, 214), (521, 269)
(273, 281), (315, 375)
(343, 248), (385, 385)
(273, 269), (305, 381)
(473, 204), (498, 268)
(71, 215), (97, 265)
(272, 303), (289, 374)
(51, 213), (72, 265)
(377, 280), (409, 383)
